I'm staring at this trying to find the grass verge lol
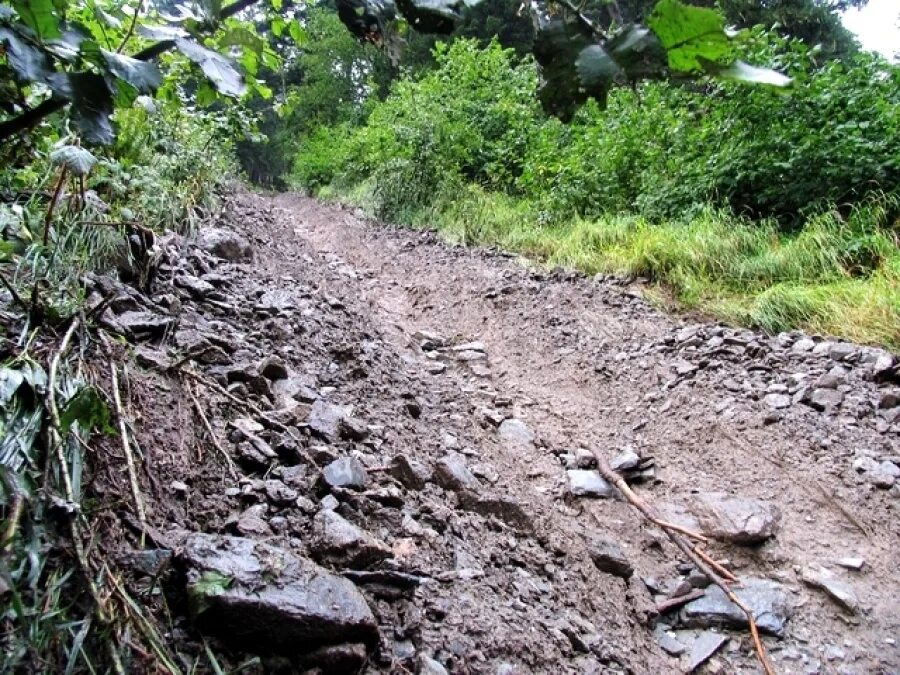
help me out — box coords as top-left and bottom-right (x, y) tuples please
(324, 180), (899, 350)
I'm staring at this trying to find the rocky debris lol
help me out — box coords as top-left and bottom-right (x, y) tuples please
(498, 418), (535, 446)
(390, 454), (430, 490)
(691, 493), (781, 544)
(418, 655), (450, 675)
(680, 578), (790, 636)
(800, 565), (859, 613)
(174, 274), (215, 298)
(197, 227), (253, 261)
(836, 557), (865, 572)
(852, 455), (899, 489)
(609, 447), (641, 472)
(116, 310), (174, 337)
(686, 632), (728, 673)
(321, 457), (369, 491)
(234, 504), (272, 537)
(434, 453), (479, 492)
(308, 399), (352, 439)
(259, 355), (289, 380)
(653, 626), (686, 656)
(456, 491), (533, 532)
(180, 533), (377, 653)
(566, 470), (615, 499)
(802, 387), (844, 412)
(311, 509), (392, 568)
(585, 538), (634, 579)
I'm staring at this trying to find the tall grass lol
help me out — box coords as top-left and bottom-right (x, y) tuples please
(335, 183), (900, 349)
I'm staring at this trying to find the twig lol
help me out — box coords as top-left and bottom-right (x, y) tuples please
(43, 165), (68, 247)
(593, 450), (776, 675)
(116, 0), (144, 53)
(48, 317), (80, 504)
(692, 545), (738, 583)
(185, 380), (238, 479)
(655, 588), (706, 614)
(110, 362), (147, 547)
(0, 273), (26, 309)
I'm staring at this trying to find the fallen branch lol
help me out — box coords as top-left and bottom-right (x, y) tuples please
(593, 450), (776, 675)
(110, 362), (148, 546)
(185, 379), (238, 479)
(655, 588), (706, 614)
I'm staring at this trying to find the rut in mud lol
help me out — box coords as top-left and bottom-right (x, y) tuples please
(92, 188), (898, 674)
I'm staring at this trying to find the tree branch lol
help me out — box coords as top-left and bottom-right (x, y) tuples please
(0, 0), (260, 143)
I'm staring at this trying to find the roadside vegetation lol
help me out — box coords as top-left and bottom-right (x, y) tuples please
(294, 35), (899, 348)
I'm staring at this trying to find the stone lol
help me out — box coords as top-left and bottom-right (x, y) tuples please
(418, 655), (450, 675)
(792, 338), (815, 353)
(390, 454), (431, 490)
(338, 416), (369, 441)
(609, 447), (641, 472)
(585, 538), (633, 579)
(829, 343), (857, 361)
(265, 479), (299, 506)
(299, 642), (368, 673)
(236, 505), (272, 537)
(574, 448), (596, 469)
(452, 341), (485, 353)
(764, 393), (792, 410)
(804, 388), (844, 412)
(259, 355), (289, 380)
(687, 632), (728, 673)
(308, 399), (352, 439)
(566, 470), (616, 499)
(197, 227), (253, 261)
(311, 510), (392, 568)
(321, 457), (369, 491)
(870, 461), (899, 489)
(691, 493), (780, 544)
(836, 557), (865, 572)
(134, 346), (171, 370)
(498, 418), (535, 446)
(174, 274), (215, 298)
(653, 627), (686, 656)
(116, 311), (174, 337)
(680, 577), (790, 636)
(879, 390), (900, 409)
(434, 454), (479, 492)
(801, 565), (859, 613)
(456, 492), (533, 532)
(816, 366), (848, 390)
(180, 533), (377, 653)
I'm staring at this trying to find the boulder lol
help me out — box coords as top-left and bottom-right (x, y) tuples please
(180, 533), (377, 653)
(691, 493), (780, 544)
(197, 227), (253, 261)
(311, 510), (392, 568)
(680, 577), (790, 636)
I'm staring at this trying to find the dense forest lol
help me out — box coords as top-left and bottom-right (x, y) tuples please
(1, 0), (899, 671)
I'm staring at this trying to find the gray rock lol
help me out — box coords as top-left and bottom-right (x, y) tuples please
(434, 454), (479, 492)
(259, 355), (289, 380)
(829, 343), (857, 361)
(134, 346), (171, 370)
(308, 399), (352, 439)
(181, 533), (376, 652)
(610, 447), (641, 472)
(692, 493), (781, 544)
(299, 642), (368, 672)
(498, 418), (535, 446)
(321, 457), (369, 491)
(174, 274), (215, 298)
(418, 655), (450, 675)
(311, 510), (392, 568)
(585, 538), (633, 579)
(197, 227), (253, 261)
(653, 627), (686, 656)
(456, 491), (533, 532)
(116, 311), (174, 337)
(792, 338), (815, 353)
(236, 505), (272, 537)
(452, 341), (485, 353)
(804, 388), (844, 412)
(681, 577), (790, 636)
(390, 454), (431, 490)
(764, 393), (792, 410)
(801, 565), (859, 613)
(687, 632), (728, 672)
(836, 557), (865, 571)
(815, 365), (848, 390)
(265, 479), (299, 506)
(870, 461), (899, 488)
(879, 390), (900, 409)
(566, 470), (616, 499)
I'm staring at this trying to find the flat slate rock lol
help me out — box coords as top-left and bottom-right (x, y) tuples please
(434, 453), (479, 492)
(585, 538), (633, 579)
(566, 470), (616, 499)
(180, 533), (377, 652)
(680, 577), (790, 637)
(308, 399), (352, 439)
(691, 492), (781, 544)
(498, 418), (535, 446)
(311, 509), (392, 568)
(687, 631), (728, 672)
(801, 564), (859, 613)
(321, 457), (369, 491)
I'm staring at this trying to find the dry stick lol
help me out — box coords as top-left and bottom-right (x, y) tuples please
(185, 380), (238, 479)
(43, 165), (68, 247)
(592, 451), (776, 675)
(116, 0), (144, 53)
(110, 363), (147, 548)
(655, 588), (706, 614)
(692, 545), (738, 583)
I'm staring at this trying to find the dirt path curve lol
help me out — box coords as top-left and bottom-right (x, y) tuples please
(259, 192), (899, 674)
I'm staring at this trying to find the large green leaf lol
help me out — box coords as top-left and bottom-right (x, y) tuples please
(48, 72), (115, 144)
(532, 15), (597, 120)
(647, 0), (733, 72)
(606, 24), (667, 79)
(101, 49), (162, 93)
(11, 0), (61, 40)
(59, 386), (113, 437)
(575, 45), (623, 91)
(0, 26), (53, 82)
(175, 37), (246, 97)
(49, 144), (98, 176)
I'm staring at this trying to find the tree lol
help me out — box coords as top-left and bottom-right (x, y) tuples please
(0, 0), (790, 145)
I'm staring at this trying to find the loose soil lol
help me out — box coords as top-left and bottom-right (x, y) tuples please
(89, 187), (899, 674)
